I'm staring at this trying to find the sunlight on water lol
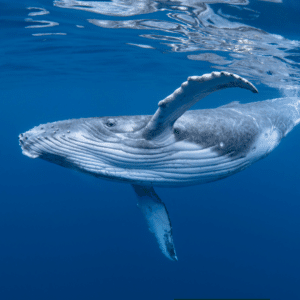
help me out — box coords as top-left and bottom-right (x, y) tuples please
(25, 6), (66, 35)
(47, 0), (300, 90)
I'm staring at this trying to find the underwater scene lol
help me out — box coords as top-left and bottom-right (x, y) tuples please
(1, 0), (300, 299)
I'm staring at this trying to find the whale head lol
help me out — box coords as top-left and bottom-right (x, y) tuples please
(19, 115), (154, 180)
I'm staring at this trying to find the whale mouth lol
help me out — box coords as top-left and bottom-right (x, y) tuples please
(18, 123), (123, 177)
(19, 132), (41, 159)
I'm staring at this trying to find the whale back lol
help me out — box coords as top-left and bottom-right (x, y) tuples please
(172, 97), (300, 159)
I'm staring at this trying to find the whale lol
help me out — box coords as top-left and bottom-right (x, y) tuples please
(19, 71), (300, 261)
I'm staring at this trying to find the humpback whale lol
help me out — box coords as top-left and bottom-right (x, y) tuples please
(19, 72), (300, 261)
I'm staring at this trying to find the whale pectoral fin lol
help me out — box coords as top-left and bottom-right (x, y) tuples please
(132, 184), (178, 261)
(143, 71), (258, 140)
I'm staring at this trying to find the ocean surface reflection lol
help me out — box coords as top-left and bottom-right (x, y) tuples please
(27, 0), (297, 93)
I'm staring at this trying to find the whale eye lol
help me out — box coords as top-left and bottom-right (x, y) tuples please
(106, 119), (116, 128)
(173, 126), (188, 141)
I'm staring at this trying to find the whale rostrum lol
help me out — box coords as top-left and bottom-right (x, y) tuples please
(19, 71), (300, 261)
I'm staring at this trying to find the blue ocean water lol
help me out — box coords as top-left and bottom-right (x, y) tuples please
(1, 0), (300, 299)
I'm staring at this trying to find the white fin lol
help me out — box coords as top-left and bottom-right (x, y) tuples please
(143, 71), (258, 140)
(132, 184), (177, 261)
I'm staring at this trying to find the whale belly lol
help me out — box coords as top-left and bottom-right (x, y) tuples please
(29, 135), (254, 187)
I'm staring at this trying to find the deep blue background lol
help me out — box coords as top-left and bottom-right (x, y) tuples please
(1, 1), (300, 299)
